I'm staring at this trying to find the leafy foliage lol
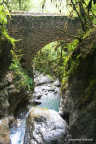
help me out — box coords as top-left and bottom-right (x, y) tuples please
(8, 0), (32, 11)
(9, 50), (34, 90)
(0, 0), (17, 46)
(33, 40), (79, 81)
(0, 0), (9, 37)
(41, 0), (96, 31)
(68, 0), (96, 31)
(87, 0), (96, 12)
(41, 0), (64, 13)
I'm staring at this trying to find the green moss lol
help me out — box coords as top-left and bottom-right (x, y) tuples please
(9, 50), (34, 91)
(65, 39), (79, 52)
(83, 28), (95, 39)
(61, 77), (68, 90)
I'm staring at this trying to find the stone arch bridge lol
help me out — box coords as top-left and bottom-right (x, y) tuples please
(8, 13), (81, 69)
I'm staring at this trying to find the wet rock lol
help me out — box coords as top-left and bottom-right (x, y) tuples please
(0, 118), (10, 144)
(53, 79), (60, 87)
(34, 74), (54, 86)
(33, 92), (42, 100)
(24, 107), (70, 144)
(29, 99), (42, 105)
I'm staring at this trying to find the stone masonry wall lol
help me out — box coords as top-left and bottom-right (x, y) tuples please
(8, 13), (81, 69)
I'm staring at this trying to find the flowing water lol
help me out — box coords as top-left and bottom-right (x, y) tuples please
(10, 120), (26, 144)
(10, 73), (61, 144)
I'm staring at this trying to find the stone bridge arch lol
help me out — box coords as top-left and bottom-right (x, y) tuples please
(8, 13), (81, 69)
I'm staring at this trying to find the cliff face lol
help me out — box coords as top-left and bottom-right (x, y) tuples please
(0, 40), (11, 117)
(0, 40), (11, 78)
(59, 30), (96, 143)
(0, 40), (30, 118)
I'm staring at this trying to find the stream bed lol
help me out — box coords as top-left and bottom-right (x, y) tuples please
(10, 72), (61, 144)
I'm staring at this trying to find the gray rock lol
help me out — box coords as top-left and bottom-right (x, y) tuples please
(53, 80), (60, 87)
(29, 99), (42, 105)
(24, 107), (70, 144)
(34, 74), (54, 86)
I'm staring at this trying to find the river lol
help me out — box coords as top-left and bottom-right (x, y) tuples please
(10, 72), (61, 144)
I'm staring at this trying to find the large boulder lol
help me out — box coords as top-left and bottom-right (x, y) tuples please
(24, 107), (70, 144)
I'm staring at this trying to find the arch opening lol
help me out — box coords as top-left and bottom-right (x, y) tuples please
(32, 40), (68, 80)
